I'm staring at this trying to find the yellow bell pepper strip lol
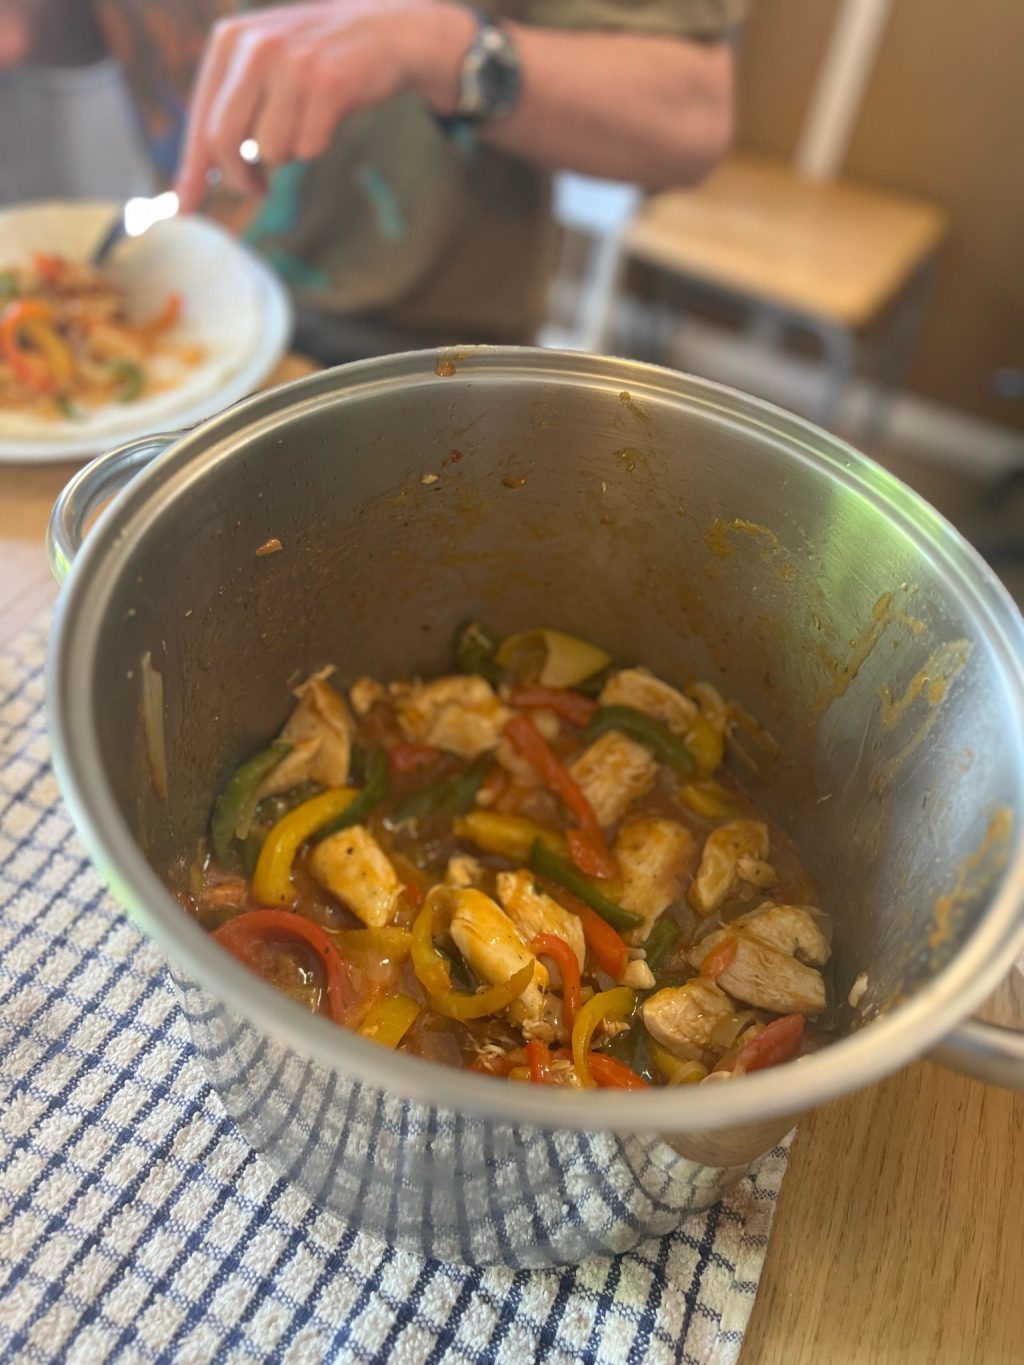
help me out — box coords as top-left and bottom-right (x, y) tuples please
(529, 839), (641, 933)
(583, 705), (695, 778)
(212, 908), (351, 1023)
(685, 713), (725, 777)
(452, 810), (568, 864)
(646, 1037), (707, 1085)
(1, 299), (75, 393)
(455, 620), (503, 686)
(210, 742), (291, 864)
(571, 986), (637, 1088)
(410, 899), (534, 1021)
(358, 994), (420, 1048)
(252, 787), (357, 906)
(329, 926), (413, 961)
(642, 917), (680, 972)
(315, 747), (388, 840)
(679, 778), (734, 819)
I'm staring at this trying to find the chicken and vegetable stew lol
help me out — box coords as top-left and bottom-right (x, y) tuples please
(189, 625), (832, 1090)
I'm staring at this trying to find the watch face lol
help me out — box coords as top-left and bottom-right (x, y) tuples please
(461, 25), (521, 121)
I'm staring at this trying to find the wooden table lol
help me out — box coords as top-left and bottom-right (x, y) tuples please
(2, 358), (1022, 1363)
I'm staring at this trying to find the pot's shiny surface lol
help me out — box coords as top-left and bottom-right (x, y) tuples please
(47, 348), (1024, 1264)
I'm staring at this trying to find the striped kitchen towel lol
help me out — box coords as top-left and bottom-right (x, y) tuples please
(0, 614), (791, 1364)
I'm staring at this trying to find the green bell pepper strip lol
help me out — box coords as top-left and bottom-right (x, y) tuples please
(583, 705), (696, 777)
(315, 747), (389, 840)
(210, 743), (291, 864)
(643, 916), (681, 971)
(455, 620), (502, 686)
(391, 760), (488, 823)
(528, 838), (641, 933)
(109, 359), (144, 402)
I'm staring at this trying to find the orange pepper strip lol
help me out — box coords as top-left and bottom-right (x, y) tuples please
(728, 1014), (805, 1074)
(588, 1054), (650, 1090)
(537, 877), (629, 979)
(699, 935), (738, 981)
(530, 932), (581, 1032)
(213, 909), (351, 1024)
(509, 687), (598, 728)
(526, 1039), (550, 1085)
(503, 713), (617, 878)
(141, 291), (181, 336)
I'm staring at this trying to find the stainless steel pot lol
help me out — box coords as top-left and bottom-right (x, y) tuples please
(47, 348), (1024, 1266)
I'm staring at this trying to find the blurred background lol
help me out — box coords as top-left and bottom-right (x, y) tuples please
(2, 0), (1020, 593)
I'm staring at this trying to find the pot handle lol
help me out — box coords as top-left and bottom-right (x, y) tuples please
(46, 431), (184, 584)
(930, 1018), (1024, 1090)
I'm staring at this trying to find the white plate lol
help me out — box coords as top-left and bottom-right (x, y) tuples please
(0, 201), (293, 462)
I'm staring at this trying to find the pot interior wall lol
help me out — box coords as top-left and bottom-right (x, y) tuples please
(88, 356), (1020, 1034)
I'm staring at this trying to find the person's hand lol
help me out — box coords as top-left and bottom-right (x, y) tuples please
(0, 2), (29, 68)
(175, 0), (475, 211)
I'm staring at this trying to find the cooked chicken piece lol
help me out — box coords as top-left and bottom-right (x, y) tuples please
(643, 979), (736, 1062)
(449, 888), (547, 1024)
(309, 824), (401, 928)
(394, 676), (512, 759)
(690, 928), (826, 1016)
(521, 993), (567, 1045)
(599, 667), (698, 736)
(615, 818), (698, 944)
(445, 854), (485, 889)
(494, 709), (560, 785)
(568, 731), (658, 828)
(349, 676), (387, 717)
(689, 820), (775, 914)
(619, 958), (656, 990)
(732, 902), (830, 967)
(255, 677), (354, 800)
(496, 870), (586, 981)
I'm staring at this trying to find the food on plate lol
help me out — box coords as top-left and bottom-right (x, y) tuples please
(0, 252), (201, 420)
(186, 624), (834, 1089)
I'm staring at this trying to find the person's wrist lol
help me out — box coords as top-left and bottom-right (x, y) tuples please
(397, 2), (478, 115)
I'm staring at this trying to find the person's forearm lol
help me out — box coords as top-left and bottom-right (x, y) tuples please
(411, 11), (735, 190)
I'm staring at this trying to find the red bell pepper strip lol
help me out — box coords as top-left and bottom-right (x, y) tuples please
(503, 713), (616, 878)
(33, 252), (65, 283)
(509, 687), (598, 728)
(537, 877), (629, 979)
(212, 908), (351, 1024)
(526, 1039), (550, 1085)
(388, 741), (444, 775)
(727, 1014), (805, 1075)
(699, 935), (738, 981)
(141, 291), (181, 336)
(530, 932), (581, 1032)
(589, 1054), (650, 1090)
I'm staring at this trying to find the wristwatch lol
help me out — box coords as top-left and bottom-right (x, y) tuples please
(455, 9), (522, 124)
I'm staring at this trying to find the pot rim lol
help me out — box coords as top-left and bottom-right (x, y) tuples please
(46, 346), (1024, 1134)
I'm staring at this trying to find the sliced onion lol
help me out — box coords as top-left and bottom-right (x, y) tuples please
(709, 1009), (757, 1051)
(141, 650), (168, 801)
(668, 1060), (708, 1086)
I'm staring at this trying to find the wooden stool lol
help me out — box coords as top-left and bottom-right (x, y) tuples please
(618, 153), (948, 435)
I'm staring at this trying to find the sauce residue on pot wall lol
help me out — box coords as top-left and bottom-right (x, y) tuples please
(929, 808), (1014, 951)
